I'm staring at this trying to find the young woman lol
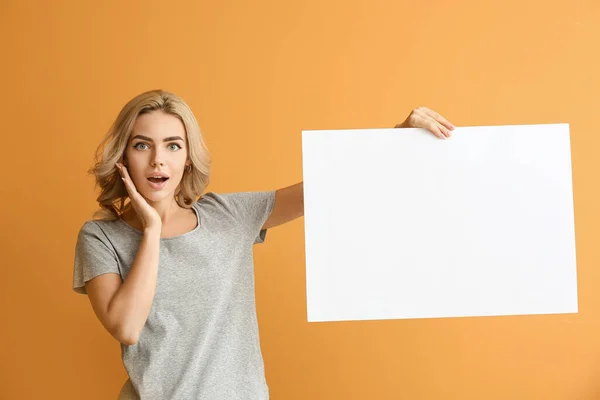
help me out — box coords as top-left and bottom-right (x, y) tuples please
(72, 90), (454, 399)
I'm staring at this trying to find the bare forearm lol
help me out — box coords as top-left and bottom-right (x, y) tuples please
(108, 228), (160, 344)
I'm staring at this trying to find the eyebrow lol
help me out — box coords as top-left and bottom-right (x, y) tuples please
(131, 135), (185, 142)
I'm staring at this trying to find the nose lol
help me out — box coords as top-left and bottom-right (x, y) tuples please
(151, 151), (165, 167)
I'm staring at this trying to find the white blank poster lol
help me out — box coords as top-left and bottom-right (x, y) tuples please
(301, 124), (578, 322)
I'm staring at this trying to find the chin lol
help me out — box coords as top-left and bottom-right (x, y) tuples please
(140, 189), (175, 204)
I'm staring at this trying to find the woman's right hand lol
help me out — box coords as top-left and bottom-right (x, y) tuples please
(116, 163), (162, 232)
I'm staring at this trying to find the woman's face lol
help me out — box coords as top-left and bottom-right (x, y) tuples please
(123, 110), (189, 204)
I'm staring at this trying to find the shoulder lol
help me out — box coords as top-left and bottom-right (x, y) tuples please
(196, 191), (275, 212)
(77, 220), (103, 237)
(76, 217), (130, 245)
(195, 191), (227, 208)
(76, 220), (109, 244)
(194, 191), (238, 216)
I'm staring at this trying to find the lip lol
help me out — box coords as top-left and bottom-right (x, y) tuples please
(146, 171), (170, 191)
(146, 171), (170, 179)
(147, 178), (169, 190)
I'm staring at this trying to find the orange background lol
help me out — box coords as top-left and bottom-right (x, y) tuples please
(1, 1), (599, 399)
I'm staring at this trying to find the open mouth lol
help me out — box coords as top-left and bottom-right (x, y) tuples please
(147, 177), (169, 184)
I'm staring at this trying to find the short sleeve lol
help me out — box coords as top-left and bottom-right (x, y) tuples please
(72, 221), (121, 294)
(219, 191), (277, 244)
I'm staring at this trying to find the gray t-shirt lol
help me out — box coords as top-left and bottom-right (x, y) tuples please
(72, 191), (276, 400)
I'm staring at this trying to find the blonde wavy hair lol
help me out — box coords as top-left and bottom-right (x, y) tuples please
(88, 89), (212, 221)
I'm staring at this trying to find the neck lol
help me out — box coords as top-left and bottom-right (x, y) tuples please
(123, 196), (182, 228)
(147, 197), (182, 224)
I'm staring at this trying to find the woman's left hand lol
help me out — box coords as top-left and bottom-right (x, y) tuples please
(395, 106), (455, 139)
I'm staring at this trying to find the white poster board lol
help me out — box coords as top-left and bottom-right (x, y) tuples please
(301, 124), (578, 322)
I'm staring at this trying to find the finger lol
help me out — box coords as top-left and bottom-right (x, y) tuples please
(434, 119), (452, 138)
(414, 114), (446, 139)
(117, 164), (139, 196)
(417, 112), (451, 137)
(420, 107), (455, 131)
(423, 115), (451, 138)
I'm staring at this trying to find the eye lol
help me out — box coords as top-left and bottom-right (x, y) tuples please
(133, 142), (149, 150)
(168, 143), (182, 151)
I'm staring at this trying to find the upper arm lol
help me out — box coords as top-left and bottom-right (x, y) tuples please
(214, 191), (276, 243)
(262, 182), (304, 230)
(73, 221), (121, 293)
(85, 273), (123, 338)
(73, 221), (124, 340)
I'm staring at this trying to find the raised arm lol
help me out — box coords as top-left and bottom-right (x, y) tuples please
(86, 163), (163, 346)
(262, 182), (304, 230)
(86, 228), (160, 345)
(261, 107), (454, 231)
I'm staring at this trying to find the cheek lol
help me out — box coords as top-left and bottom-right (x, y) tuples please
(124, 151), (145, 172)
(124, 169), (144, 188)
(123, 160), (145, 184)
